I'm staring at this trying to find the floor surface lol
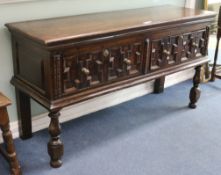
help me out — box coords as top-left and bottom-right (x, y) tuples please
(1, 80), (221, 175)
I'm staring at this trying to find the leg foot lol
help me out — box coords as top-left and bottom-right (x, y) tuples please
(189, 66), (201, 109)
(189, 102), (197, 109)
(48, 110), (64, 168)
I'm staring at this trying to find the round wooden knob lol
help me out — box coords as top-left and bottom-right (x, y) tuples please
(136, 51), (141, 56)
(163, 49), (170, 55)
(81, 67), (90, 75)
(103, 49), (110, 57)
(124, 58), (131, 65)
(192, 42), (198, 47)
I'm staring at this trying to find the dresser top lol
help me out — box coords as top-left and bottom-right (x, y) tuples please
(6, 5), (216, 46)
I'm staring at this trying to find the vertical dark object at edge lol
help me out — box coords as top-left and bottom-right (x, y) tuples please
(211, 6), (221, 81)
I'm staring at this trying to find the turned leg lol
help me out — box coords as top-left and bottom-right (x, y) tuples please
(0, 108), (21, 175)
(48, 110), (64, 168)
(211, 6), (221, 82)
(15, 89), (32, 139)
(154, 76), (165, 93)
(189, 66), (202, 109)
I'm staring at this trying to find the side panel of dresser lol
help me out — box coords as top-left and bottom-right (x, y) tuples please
(10, 34), (53, 138)
(10, 34), (54, 106)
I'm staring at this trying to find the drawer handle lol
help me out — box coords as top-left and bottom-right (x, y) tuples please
(124, 58), (131, 65)
(103, 49), (110, 57)
(81, 67), (90, 75)
(163, 50), (170, 55)
(192, 42), (198, 47)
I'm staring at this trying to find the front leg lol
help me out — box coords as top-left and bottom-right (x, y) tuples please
(48, 110), (64, 168)
(189, 65), (202, 109)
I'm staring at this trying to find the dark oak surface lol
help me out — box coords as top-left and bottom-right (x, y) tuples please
(5, 5), (216, 168)
(6, 6), (216, 46)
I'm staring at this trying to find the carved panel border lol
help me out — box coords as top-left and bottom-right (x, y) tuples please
(61, 41), (145, 95)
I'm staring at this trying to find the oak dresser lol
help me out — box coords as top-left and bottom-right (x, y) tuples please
(5, 5), (216, 168)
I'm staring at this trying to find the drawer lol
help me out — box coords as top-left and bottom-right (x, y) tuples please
(57, 38), (146, 95)
(149, 29), (209, 71)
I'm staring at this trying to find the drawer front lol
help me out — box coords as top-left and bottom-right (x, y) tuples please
(149, 28), (209, 71)
(52, 28), (209, 98)
(57, 38), (145, 96)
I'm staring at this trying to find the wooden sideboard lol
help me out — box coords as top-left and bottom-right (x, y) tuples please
(5, 5), (216, 168)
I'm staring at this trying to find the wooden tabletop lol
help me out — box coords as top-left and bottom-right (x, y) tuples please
(5, 5), (216, 46)
(0, 92), (11, 108)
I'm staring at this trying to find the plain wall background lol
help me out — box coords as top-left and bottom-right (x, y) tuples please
(0, 0), (187, 121)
